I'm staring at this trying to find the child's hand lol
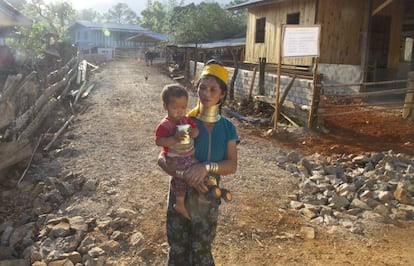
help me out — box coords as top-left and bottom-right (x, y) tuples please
(188, 127), (199, 139)
(174, 130), (187, 142)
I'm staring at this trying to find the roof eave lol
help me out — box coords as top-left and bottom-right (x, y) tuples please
(226, 0), (287, 11)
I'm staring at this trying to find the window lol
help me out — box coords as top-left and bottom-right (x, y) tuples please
(404, 37), (413, 62)
(287, 12), (300, 24)
(255, 17), (266, 43)
(77, 32), (80, 41)
(84, 31), (88, 40)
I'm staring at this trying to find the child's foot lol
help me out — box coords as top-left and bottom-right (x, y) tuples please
(174, 204), (191, 220)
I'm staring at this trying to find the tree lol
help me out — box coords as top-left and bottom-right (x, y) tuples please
(140, 0), (167, 33)
(168, 2), (246, 44)
(104, 3), (138, 24)
(6, 0), (76, 67)
(76, 8), (103, 22)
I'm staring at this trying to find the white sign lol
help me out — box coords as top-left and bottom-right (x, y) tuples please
(282, 25), (320, 58)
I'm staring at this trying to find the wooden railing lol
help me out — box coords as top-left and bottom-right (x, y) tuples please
(308, 72), (414, 128)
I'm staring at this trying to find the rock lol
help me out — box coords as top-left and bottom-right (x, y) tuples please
(82, 180), (97, 192)
(352, 155), (370, 165)
(48, 259), (74, 266)
(377, 191), (394, 203)
(299, 226), (315, 239)
(287, 151), (300, 163)
(0, 259), (28, 266)
(1, 225), (13, 246)
(394, 187), (412, 205)
(88, 247), (105, 258)
(290, 201), (304, 210)
(68, 216), (88, 232)
(329, 194), (350, 209)
(130, 231), (144, 247)
(32, 262), (48, 266)
(61, 251), (82, 264)
(76, 235), (93, 251)
(99, 240), (121, 255)
(0, 246), (13, 260)
(374, 204), (390, 216)
(51, 222), (72, 238)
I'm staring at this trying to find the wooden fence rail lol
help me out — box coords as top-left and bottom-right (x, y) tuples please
(314, 72), (414, 123)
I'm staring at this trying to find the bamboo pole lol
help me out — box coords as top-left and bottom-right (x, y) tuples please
(43, 115), (75, 151)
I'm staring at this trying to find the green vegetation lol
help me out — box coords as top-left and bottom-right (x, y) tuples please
(6, 0), (247, 67)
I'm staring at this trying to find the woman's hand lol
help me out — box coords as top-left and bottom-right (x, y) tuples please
(183, 163), (208, 192)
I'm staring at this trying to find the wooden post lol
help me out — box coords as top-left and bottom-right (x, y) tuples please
(403, 71), (414, 121)
(308, 58), (321, 129)
(258, 57), (266, 95)
(278, 75), (296, 110)
(273, 24), (283, 131)
(360, 0), (372, 91)
(247, 67), (257, 103)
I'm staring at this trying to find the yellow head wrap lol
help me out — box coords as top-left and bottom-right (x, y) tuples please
(201, 64), (228, 85)
(187, 63), (228, 117)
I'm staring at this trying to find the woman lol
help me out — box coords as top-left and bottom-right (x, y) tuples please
(158, 59), (239, 265)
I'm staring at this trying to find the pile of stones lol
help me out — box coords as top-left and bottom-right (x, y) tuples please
(276, 150), (414, 232)
(1, 149), (413, 265)
(0, 173), (147, 266)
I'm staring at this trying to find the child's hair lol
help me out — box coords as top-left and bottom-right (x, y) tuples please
(161, 84), (188, 105)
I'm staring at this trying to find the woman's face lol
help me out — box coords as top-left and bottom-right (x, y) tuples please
(197, 76), (225, 108)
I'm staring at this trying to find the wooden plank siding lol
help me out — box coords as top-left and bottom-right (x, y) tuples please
(317, 0), (366, 65)
(387, 0), (404, 69)
(245, 0), (316, 66)
(242, 0), (407, 73)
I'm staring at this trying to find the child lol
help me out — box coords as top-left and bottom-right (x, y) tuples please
(155, 84), (199, 220)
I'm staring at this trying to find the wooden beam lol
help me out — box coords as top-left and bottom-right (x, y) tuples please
(247, 67), (257, 103)
(0, 138), (32, 171)
(372, 0), (393, 16)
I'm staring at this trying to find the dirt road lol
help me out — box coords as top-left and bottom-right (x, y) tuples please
(3, 59), (414, 265)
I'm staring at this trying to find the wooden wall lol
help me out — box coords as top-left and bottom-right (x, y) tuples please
(244, 0), (366, 66)
(244, 0), (405, 70)
(244, 0), (316, 66)
(387, 0), (404, 69)
(317, 0), (366, 65)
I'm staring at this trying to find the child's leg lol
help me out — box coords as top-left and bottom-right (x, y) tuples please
(174, 195), (191, 220)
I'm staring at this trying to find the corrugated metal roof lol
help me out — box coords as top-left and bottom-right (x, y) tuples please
(175, 37), (245, 49)
(126, 32), (168, 42)
(69, 20), (149, 33)
(0, 0), (31, 27)
(227, 0), (286, 11)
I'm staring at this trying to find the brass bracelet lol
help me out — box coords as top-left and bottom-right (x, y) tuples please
(175, 170), (184, 179)
(210, 162), (219, 174)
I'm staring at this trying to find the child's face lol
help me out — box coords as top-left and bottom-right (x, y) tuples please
(164, 96), (188, 123)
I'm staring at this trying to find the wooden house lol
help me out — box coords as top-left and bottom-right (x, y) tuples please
(0, 0), (30, 75)
(67, 20), (151, 51)
(228, 0), (414, 85)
